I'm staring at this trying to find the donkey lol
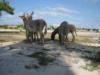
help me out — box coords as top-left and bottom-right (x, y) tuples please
(66, 24), (77, 42)
(19, 14), (33, 42)
(20, 12), (47, 44)
(51, 21), (77, 44)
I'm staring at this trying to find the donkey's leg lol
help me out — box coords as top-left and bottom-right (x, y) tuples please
(36, 32), (39, 41)
(59, 34), (62, 44)
(26, 30), (30, 41)
(34, 32), (38, 41)
(40, 32), (44, 44)
(42, 33), (44, 44)
(71, 32), (75, 42)
(34, 32), (36, 41)
(30, 32), (33, 42)
(62, 35), (65, 44)
(65, 33), (69, 42)
(32, 33), (36, 42)
(25, 30), (32, 43)
(28, 31), (33, 42)
(33, 32), (38, 42)
(26, 30), (28, 40)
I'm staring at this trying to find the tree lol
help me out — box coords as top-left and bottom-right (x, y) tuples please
(0, 0), (14, 16)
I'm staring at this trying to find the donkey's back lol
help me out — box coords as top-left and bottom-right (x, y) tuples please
(29, 19), (47, 33)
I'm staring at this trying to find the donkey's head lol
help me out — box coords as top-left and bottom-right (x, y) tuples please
(19, 13), (28, 29)
(26, 12), (34, 21)
(19, 12), (34, 29)
(19, 14), (26, 21)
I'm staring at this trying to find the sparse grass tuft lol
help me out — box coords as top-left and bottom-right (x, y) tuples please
(81, 51), (100, 71)
(0, 39), (8, 42)
(82, 62), (100, 71)
(83, 51), (100, 62)
(28, 52), (54, 66)
(99, 37), (100, 40)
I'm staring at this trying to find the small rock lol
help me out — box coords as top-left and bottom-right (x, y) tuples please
(17, 52), (24, 55)
(4, 46), (15, 50)
(25, 64), (40, 69)
(4, 47), (10, 50)
(42, 48), (50, 51)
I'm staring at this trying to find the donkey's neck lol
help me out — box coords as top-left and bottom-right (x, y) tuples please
(24, 20), (33, 30)
(23, 20), (28, 29)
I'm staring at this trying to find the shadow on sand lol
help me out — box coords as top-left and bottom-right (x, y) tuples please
(0, 39), (100, 75)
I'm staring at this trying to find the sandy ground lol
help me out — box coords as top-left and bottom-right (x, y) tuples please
(0, 31), (100, 75)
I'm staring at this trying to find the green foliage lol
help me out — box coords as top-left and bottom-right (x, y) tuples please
(77, 27), (100, 32)
(87, 29), (91, 31)
(48, 25), (56, 30)
(82, 62), (99, 71)
(81, 51), (100, 71)
(0, 25), (8, 29)
(28, 52), (54, 66)
(16, 24), (24, 29)
(83, 51), (100, 62)
(0, 24), (24, 29)
(99, 37), (100, 40)
(92, 29), (99, 32)
(0, 1), (14, 15)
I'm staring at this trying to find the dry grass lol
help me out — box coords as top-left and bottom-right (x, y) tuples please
(45, 33), (95, 43)
(0, 32), (99, 44)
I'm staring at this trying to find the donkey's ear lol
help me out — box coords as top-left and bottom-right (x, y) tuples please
(31, 12), (34, 15)
(19, 16), (22, 18)
(19, 16), (24, 19)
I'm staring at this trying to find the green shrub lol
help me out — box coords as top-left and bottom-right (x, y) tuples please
(83, 51), (100, 62)
(16, 24), (24, 29)
(28, 52), (54, 66)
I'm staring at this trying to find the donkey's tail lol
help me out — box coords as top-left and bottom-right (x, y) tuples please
(75, 29), (77, 36)
(44, 21), (47, 34)
(44, 25), (47, 34)
(43, 21), (47, 34)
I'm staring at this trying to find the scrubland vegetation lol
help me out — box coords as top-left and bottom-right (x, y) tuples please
(0, 25), (100, 33)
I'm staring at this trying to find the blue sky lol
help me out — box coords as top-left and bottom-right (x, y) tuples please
(0, 0), (100, 29)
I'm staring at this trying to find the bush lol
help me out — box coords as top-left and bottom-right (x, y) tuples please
(16, 24), (24, 29)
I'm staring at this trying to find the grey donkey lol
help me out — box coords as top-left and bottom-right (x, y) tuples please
(52, 21), (77, 44)
(19, 14), (34, 42)
(20, 12), (47, 44)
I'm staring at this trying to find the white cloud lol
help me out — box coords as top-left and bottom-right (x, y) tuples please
(0, 12), (24, 25)
(85, 18), (100, 23)
(35, 6), (78, 17)
(0, 7), (79, 25)
(0, 12), (23, 20)
(50, 6), (78, 14)
(0, 6), (78, 22)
